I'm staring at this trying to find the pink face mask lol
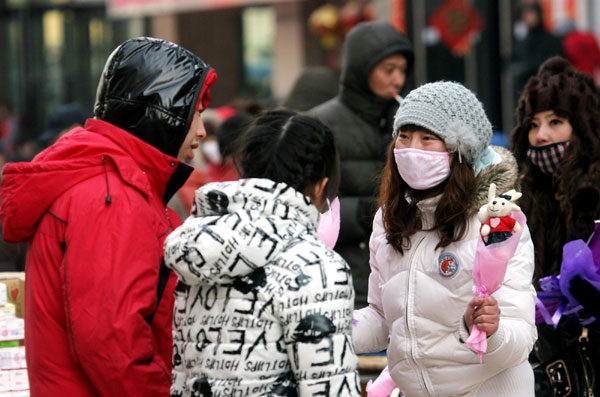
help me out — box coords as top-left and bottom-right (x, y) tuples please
(317, 197), (340, 249)
(393, 148), (451, 190)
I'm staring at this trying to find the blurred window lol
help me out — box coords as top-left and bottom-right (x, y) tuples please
(242, 6), (275, 102)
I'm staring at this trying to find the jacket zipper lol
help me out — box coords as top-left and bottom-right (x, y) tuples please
(404, 234), (433, 395)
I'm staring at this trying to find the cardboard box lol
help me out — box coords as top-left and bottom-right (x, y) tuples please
(12, 392), (30, 397)
(0, 371), (9, 392)
(0, 275), (24, 319)
(0, 320), (23, 343)
(8, 370), (27, 391)
(0, 347), (25, 370)
(5, 392), (30, 397)
(0, 306), (15, 320)
(0, 285), (6, 307)
(0, 391), (30, 397)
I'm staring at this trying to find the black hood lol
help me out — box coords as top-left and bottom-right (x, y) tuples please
(94, 37), (216, 158)
(339, 21), (414, 117)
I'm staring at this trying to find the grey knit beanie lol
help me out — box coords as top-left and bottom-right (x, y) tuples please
(393, 81), (492, 166)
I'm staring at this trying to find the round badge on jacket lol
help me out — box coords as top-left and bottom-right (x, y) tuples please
(438, 252), (459, 278)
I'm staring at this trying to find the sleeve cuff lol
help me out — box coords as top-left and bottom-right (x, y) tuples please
(457, 315), (471, 343)
(485, 325), (506, 353)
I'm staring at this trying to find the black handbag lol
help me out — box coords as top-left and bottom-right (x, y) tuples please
(533, 316), (598, 396)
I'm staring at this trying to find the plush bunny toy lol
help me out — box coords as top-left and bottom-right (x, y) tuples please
(478, 183), (522, 245)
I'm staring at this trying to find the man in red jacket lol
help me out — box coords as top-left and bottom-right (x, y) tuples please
(0, 37), (217, 396)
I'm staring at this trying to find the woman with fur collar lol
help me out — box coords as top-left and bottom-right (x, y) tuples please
(511, 56), (600, 288)
(353, 82), (537, 396)
(511, 56), (600, 395)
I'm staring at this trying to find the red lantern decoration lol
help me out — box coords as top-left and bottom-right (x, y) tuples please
(428, 0), (484, 56)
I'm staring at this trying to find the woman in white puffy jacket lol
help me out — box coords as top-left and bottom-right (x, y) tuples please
(353, 82), (537, 397)
(164, 109), (360, 397)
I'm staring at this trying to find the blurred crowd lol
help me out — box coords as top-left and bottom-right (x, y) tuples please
(0, 2), (600, 395)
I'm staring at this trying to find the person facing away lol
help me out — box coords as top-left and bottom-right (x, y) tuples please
(308, 20), (414, 310)
(352, 82), (538, 396)
(512, 2), (563, 96)
(557, 19), (600, 83)
(38, 103), (88, 148)
(0, 37), (217, 396)
(163, 109), (360, 397)
(511, 56), (600, 393)
(282, 66), (339, 112)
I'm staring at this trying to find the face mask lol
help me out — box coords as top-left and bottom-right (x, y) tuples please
(393, 148), (451, 190)
(526, 141), (570, 175)
(202, 140), (222, 165)
(317, 197), (340, 249)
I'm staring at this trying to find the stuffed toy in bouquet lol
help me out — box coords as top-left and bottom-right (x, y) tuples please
(467, 183), (527, 362)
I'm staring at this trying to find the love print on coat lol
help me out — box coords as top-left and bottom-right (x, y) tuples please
(164, 179), (361, 396)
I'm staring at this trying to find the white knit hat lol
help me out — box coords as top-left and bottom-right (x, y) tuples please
(393, 81), (493, 166)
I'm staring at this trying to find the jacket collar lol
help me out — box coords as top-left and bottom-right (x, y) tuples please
(339, 85), (398, 128)
(85, 119), (193, 202)
(0, 119), (193, 243)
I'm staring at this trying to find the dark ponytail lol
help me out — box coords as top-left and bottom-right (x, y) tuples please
(235, 109), (340, 203)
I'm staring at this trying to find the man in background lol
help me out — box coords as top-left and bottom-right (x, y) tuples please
(309, 21), (414, 310)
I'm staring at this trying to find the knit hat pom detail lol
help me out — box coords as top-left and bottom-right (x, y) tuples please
(393, 81), (492, 167)
(445, 120), (480, 162)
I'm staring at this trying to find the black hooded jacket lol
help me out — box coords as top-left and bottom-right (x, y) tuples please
(308, 21), (413, 309)
(94, 37), (216, 160)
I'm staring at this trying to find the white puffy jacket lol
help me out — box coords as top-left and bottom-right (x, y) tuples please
(164, 178), (360, 397)
(353, 148), (538, 397)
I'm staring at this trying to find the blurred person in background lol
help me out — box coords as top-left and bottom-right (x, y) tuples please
(512, 2), (563, 97)
(557, 19), (600, 83)
(511, 56), (600, 395)
(0, 151), (26, 272)
(309, 20), (413, 309)
(168, 107), (223, 220)
(205, 111), (248, 182)
(170, 109), (250, 219)
(283, 65), (339, 111)
(38, 103), (88, 148)
(0, 37), (217, 396)
(0, 101), (22, 157)
(170, 102), (259, 219)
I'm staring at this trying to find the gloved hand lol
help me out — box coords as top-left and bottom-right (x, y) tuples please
(569, 275), (600, 319)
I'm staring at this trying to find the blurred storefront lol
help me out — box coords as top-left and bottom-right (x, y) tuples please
(0, 0), (147, 140)
(380, 0), (600, 133)
(0, 0), (331, 140)
(2, 0), (600, 143)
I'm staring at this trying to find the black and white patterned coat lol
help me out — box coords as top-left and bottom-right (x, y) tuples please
(164, 178), (360, 397)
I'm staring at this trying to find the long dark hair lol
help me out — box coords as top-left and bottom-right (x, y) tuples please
(511, 56), (600, 285)
(235, 108), (340, 204)
(379, 125), (476, 254)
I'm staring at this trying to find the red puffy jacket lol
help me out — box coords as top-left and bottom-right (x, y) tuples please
(0, 119), (192, 396)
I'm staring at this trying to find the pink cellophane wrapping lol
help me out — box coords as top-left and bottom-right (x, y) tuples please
(466, 211), (527, 363)
(366, 366), (402, 397)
